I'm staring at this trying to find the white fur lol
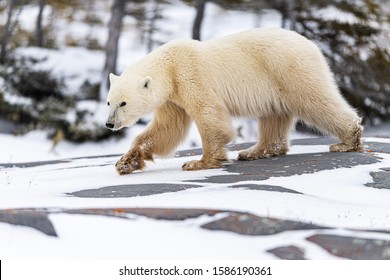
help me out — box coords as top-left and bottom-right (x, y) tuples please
(106, 28), (363, 174)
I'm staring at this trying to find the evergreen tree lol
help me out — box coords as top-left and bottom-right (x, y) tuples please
(0, 0), (18, 64)
(291, 0), (390, 123)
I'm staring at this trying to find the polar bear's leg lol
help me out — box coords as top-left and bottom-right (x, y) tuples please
(182, 106), (234, 171)
(299, 100), (363, 152)
(328, 115), (363, 152)
(328, 117), (363, 152)
(115, 102), (191, 175)
(238, 115), (294, 160)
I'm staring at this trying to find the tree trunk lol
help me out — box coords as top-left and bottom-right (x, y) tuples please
(36, 0), (46, 47)
(100, 0), (126, 101)
(146, 0), (160, 53)
(192, 0), (206, 40)
(0, 0), (16, 64)
(287, 0), (296, 31)
(85, 0), (96, 46)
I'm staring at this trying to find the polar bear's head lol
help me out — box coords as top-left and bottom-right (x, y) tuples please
(105, 73), (155, 131)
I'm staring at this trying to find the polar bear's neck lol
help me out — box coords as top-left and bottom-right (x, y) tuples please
(124, 41), (177, 75)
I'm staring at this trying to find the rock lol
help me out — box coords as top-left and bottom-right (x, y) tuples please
(201, 213), (328, 235)
(307, 234), (390, 260)
(0, 209), (57, 237)
(267, 245), (306, 260)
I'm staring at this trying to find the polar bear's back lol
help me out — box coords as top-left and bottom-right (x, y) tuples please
(203, 28), (327, 77)
(188, 28), (341, 117)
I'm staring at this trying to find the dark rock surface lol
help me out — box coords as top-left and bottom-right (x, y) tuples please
(190, 151), (380, 184)
(201, 213), (329, 235)
(68, 183), (203, 198)
(267, 246), (306, 260)
(0, 209), (57, 237)
(188, 140), (387, 184)
(307, 234), (390, 260)
(366, 168), (390, 190)
(228, 184), (302, 194)
(63, 207), (225, 221)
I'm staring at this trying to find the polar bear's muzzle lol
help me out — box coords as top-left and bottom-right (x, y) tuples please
(105, 120), (122, 131)
(106, 111), (136, 131)
(105, 121), (115, 129)
(105, 111), (122, 131)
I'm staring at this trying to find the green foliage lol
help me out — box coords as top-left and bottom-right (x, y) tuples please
(0, 93), (36, 132)
(80, 80), (100, 100)
(0, 57), (124, 142)
(8, 59), (65, 101)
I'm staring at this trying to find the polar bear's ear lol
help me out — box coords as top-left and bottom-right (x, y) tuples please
(141, 76), (152, 89)
(109, 73), (119, 85)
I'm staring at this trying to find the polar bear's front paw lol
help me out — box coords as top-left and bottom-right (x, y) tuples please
(115, 147), (145, 175)
(182, 160), (222, 171)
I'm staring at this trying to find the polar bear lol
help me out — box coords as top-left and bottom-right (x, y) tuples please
(105, 28), (363, 175)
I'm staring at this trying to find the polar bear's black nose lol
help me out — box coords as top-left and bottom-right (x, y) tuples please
(105, 122), (114, 129)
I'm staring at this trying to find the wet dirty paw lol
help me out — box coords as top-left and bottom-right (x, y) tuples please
(115, 147), (145, 175)
(238, 149), (273, 160)
(238, 145), (287, 161)
(182, 160), (222, 171)
(238, 149), (262, 161)
(329, 143), (363, 152)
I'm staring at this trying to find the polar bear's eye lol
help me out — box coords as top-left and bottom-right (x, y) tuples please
(120, 102), (127, 107)
(107, 102), (110, 106)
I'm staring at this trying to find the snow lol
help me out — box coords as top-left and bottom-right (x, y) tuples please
(0, 76), (32, 106)
(15, 47), (105, 95)
(202, 4), (281, 39)
(313, 6), (359, 24)
(1, 133), (390, 259)
(0, 213), (338, 259)
(0, 126), (314, 164)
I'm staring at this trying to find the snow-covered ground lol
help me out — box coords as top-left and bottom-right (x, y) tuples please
(1, 133), (390, 259)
